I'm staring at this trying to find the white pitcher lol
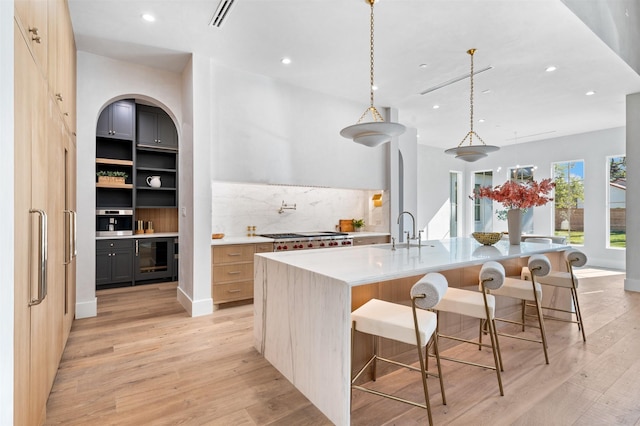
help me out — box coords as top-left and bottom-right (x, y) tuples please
(146, 175), (161, 188)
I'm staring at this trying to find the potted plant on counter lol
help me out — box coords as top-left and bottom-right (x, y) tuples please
(352, 218), (365, 232)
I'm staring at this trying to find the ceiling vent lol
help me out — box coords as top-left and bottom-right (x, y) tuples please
(420, 65), (493, 95)
(209, 0), (236, 28)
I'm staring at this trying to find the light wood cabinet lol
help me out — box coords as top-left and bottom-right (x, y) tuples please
(13, 1), (77, 423)
(352, 235), (390, 246)
(211, 243), (273, 304)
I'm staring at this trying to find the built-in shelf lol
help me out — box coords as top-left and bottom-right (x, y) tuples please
(96, 157), (134, 166)
(136, 166), (177, 173)
(135, 186), (176, 191)
(96, 182), (134, 189)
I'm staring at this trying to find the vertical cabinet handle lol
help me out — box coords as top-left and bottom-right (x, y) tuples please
(135, 240), (139, 256)
(63, 210), (72, 265)
(29, 209), (47, 306)
(63, 211), (77, 263)
(72, 211), (77, 259)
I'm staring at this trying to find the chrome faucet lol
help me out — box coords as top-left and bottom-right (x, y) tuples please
(397, 211), (416, 241)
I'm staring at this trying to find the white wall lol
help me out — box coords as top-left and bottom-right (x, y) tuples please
(625, 93), (640, 290)
(416, 145), (465, 240)
(210, 63), (387, 190)
(414, 127), (626, 270)
(76, 52), (183, 317)
(0, 1), (14, 422)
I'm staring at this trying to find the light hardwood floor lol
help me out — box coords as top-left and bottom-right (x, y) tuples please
(46, 269), (640, 425)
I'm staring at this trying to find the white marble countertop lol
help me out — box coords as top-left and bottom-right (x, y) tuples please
(96, 232), (178, 240)
(211, 236), (274, 245)
(256, 237), (568, 287)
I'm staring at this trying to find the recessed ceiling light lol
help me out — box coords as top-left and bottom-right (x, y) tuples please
(481, 89), (491, 94)
(281, 57), (291, 65)
(142, 13), (155, 22)
(478, 118), (485, 123)
(371, 85), (378, 91)
(545, 66), (557, 72)
(419, 63), (428, 69)
(586, 90), (596, 96)
(433, 105), (440, 109)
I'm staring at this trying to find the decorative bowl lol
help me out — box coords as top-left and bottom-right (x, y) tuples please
(212, 233), (225, 239)
(472, 232), (503, 245)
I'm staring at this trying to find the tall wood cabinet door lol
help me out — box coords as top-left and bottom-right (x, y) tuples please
(14, 22), (51, 426)
(63, 135), (77, 341)
(14, 0), (48, 77)
(48, 109), (66, 374)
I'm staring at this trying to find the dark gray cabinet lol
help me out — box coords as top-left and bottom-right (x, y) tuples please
(136, 105), (178, 150)
(96, 100), (135, 140)
(96, 239), (134, 287)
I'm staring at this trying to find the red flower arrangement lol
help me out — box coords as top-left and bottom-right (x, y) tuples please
(473, 178), (555, 210)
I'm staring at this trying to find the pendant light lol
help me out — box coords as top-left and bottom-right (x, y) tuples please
(445, 49), (499, 162)
(340, 0), (405, 147)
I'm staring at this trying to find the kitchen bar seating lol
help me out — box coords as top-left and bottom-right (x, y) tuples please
(486, 255), (553, 365)
(522, 249), (588, 342)
(350, 273), (448, 426)
(433, 261), (507, 396)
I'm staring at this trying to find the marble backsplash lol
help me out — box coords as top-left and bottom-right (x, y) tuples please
(212, 181), (389, 236)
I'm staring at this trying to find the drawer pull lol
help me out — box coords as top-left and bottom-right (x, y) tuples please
(227, 289), (242, 293)
(227, 253), (242, 256)
(227, 271), (241, 275)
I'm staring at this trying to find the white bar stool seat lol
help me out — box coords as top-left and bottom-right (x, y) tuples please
(433, 261), (506, 396)
(351, 272), (448, 425)
(487, 255), (552, 364)
(521, 248), (588, 341)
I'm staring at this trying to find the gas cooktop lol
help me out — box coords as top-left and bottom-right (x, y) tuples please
(259, 232), (348, 239)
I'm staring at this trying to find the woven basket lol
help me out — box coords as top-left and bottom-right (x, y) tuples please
(472, 232), (503, 245)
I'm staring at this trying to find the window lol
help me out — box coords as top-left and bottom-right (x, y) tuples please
(473, 171), (493, 232)
(608, 156), (626, 248)
(553, 161), (585, 245)
(509, 166), (535, 234)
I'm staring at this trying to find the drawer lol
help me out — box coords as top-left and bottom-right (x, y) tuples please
(352, 235), (390, 246)
(212, 244), (255, 264)
(213, 281), (253, 303)
(212, 263), (253, 283)
(97, 239), (134, 250)
(255, 243), (274, 254)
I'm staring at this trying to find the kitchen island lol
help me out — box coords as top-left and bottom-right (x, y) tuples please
(253, 237), (569, 425)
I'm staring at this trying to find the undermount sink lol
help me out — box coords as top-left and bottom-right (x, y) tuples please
(371, 242), (435, 250)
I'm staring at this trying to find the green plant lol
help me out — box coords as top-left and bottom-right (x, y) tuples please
(352, 218), (365, 229)
(96, 170), (128, 179)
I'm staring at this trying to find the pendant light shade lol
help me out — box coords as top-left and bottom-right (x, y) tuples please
(445, 49), (499, 162)
(340, 0), (405, 147)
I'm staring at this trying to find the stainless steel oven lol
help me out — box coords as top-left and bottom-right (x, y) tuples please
(259, 232), (353, 252)
(96, 209), (133, 236)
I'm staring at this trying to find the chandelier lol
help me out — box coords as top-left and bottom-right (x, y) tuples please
(340, 0), (405, 147)
(444, 49), (499, 162)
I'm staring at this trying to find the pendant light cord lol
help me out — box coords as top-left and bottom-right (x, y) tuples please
(356, 0), (384, 123)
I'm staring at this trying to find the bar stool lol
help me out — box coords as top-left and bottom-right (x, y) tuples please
(522, 248), (588, 341)
(432, 261), (506, 396)
(351, 273), (448, 425)
(485, 255), (552, 365)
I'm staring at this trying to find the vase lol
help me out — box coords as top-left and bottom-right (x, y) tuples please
(507, 209), (522, 245)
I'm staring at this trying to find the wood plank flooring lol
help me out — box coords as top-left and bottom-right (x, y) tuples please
(46, 269), (640, 425)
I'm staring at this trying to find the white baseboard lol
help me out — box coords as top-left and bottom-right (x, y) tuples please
(76, 298), (97, 318)
(624, 277), (640, 292)
(176, 286), (213, 317)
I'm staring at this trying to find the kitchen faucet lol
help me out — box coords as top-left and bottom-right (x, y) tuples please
(397, 211), (422, 247)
